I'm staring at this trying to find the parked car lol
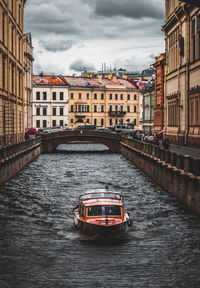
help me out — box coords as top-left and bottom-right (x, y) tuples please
(114, 124), (134, 134)
(48, 126), (65, 133)
(25, 128), (38, 136)
(74, 125), (96, 130)
(95, 127), (112, 132)
(105, 126), (115, 132)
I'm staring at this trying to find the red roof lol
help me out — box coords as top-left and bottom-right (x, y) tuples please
(33, 75), (67, 86)
(82, 198), (122, 207)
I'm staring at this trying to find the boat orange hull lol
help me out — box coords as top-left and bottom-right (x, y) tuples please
(74, 216), (127, 236)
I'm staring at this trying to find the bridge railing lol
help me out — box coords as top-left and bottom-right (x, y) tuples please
(121, 136), (200, 177)
(0, 137), (41, 162)
(41, 130), (122, 140)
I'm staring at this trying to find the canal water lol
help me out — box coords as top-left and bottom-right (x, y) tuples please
(0, 144), (200, 288)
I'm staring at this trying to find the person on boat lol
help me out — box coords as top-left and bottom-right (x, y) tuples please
(105, 185), (109, 191)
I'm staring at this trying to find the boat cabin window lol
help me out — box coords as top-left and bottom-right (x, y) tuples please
(87, 206), (121, 217)
(79, 205), (85, 217)
(80, 193), (123, 201)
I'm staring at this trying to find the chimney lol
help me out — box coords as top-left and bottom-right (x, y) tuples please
(112, 75), (117, 83)
(73, 74), (76, 78)
(98, 74), (102, 84)
(122, 74), (128, 80)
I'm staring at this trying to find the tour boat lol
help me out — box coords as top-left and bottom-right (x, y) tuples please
(73, 188), (132, 235)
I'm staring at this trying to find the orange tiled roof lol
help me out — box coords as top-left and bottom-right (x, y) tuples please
(63, 76), (138, 89)
(33, 75), (67, 86)
(33, 75), (138, 90)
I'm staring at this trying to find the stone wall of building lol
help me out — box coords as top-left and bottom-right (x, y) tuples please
(0, 137), (41, 186)
(121, 137), (200, 215)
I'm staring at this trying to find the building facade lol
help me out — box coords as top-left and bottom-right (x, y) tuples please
(32, 75), (69, 128)
(153, 53), (165, 132)
(24, 32), (34, 129)
(142, 82), (155, 133)
(163, 0), (200, 145)
(64, 74), (141, 129)
(0, 0), (27, 146)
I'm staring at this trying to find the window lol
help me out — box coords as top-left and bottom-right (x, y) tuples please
(36, 120), (40, 128)
(198, 32), (200, 59)
(134, 94), (137, 100)
(115, 119), (118, 125)
(115, 94), (118, 100)
(86, 119), (90, 123)
(52, 120), (56, 127)
(43, 92), (47, 100)
(94, 93), (97, 100)
(109, 119), (113, 126)
(53, 92), (56, 100)
(120, 94), (123, 100)
(60, 107), (64, 116)
(134, 105), (137, 113)
(36, 91), (40, 100)
(120, 105), (123, 112)
(70, 119), (74, 123)
(109, 93), (112, 100)
(79, 93), (82, 99)
(43, 120), (47, 127)
(134, 119), (137, 125)
(101, 119), (104, 126)
(11, 64), (14, 93)
(70, 93), (74, 99)
(70, 105), (74, 112)
(78, 105), (81, 112)
(193, 35), (196, 61)
(94, 104), (97, 112)
(36, 107), (40, 116)
(94, 119), (97, 126)
(127, 94), (130, 100)
(52, 108), (56, 116)
(60, 120), (64, 127)
(197, 15), (200, 31)
(101, 93), (104, 100)
(2, 13), (5, 44)
(87, 93), (90, 100)
(192, 18), (195, 34)
(60, 92), (64, 100)
(127, 105), (130, 113)
(101, 104), (104, 112)
(192, 18), (196, 61)
(115, 105), (118, 112)
(87, 105), (90, 112)
(43, 107), (47, 116)
(109, 105), (113, 112)
(2, 57), (6, 89)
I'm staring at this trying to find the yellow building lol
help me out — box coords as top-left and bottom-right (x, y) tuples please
(64, 74), (141, 129)
(0, 0), (27, 147)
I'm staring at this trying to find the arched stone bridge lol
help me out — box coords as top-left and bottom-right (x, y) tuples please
(41, 130), (122, 153)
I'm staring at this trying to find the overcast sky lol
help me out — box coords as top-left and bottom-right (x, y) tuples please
(24, 0), (165, 75)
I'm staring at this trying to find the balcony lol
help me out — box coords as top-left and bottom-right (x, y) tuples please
(109, 111), (126, 117)
(74, 111), (87, 117)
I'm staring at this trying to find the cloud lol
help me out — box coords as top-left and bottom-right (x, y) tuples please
(88, 0), (164, 20)
(24, 0), (165, 74)
(69, 59), (96, 72)
(40, 39), (76, 52)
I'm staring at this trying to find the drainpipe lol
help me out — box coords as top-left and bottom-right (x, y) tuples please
(185, 8), (190, 145)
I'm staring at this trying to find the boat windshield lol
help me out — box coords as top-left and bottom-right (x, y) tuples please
(87, 206), (121, 217)
(80, 193), (122, 201)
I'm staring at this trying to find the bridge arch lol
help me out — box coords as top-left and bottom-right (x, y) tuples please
(41, 130), (122, 153)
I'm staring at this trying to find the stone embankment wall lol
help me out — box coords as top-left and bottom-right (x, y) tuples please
(0, 137), (41, 186)
(121, 137), (200, 215)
